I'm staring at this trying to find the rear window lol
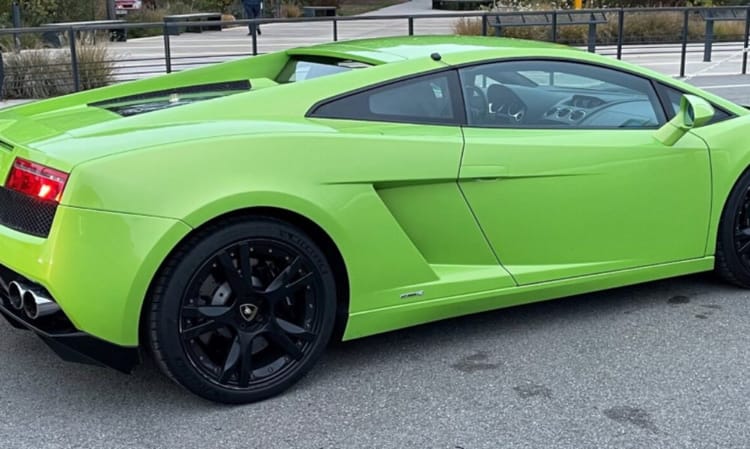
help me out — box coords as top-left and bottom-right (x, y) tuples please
(90, 80), (251, 117)
(276, 57), (370, 84)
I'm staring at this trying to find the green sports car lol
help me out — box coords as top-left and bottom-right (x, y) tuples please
(1, 35), (749, 403)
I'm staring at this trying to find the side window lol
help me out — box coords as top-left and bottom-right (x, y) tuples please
(458, 60), (666, 129)
(310, 72), (458, 125)
(656, 82), (732, 124)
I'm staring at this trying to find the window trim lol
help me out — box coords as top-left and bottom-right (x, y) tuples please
(455, 58), (668, 131)
(654, 81), (736, 126)
(306, 68), (466, 126)
(306, 55), (734, 130)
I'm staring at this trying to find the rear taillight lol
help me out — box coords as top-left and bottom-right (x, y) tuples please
(6, 158), (69, 203)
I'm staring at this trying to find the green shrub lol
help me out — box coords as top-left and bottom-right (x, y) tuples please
(280, 1), (303, 17)
(454, 9), (745, 44)
(1, 43), (115, 99)
(124, 7), (171, 38)
(12, 0), (101, 26)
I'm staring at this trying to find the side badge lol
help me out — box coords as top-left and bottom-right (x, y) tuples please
(400, 290), (424, 300)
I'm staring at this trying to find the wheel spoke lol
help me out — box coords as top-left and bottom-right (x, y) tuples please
(217, 335), (242, 383)
(181, 320), (223, 340)
(265, 256), (301, 294)
(739, 240), (750, 254)
(238, 242), (252, 280)
(736, 227), (750, 241)
(285, 272), (312, 295)
(277, 318), (315, 342)
(182, 305), (232, 319)
(237, 333), (255, 387)
(217, 251), (249, 295)
(266, 328), (303, 360)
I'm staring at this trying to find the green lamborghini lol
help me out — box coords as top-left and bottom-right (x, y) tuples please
(0, 35), (749, 404)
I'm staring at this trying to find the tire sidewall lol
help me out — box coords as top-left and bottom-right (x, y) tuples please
(718, 172), (750, 286)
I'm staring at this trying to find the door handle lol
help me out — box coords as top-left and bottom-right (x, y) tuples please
(460, 164), (508, 181)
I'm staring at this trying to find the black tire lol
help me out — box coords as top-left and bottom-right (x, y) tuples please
(149, 216), (337, 404)
(716, 170), (750, 288)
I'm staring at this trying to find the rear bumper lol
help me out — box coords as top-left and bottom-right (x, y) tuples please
(0, 205), (191, 347)
(0, 298), (140, 373)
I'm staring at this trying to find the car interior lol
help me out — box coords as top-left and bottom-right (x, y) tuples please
(458, 61), (665, 129)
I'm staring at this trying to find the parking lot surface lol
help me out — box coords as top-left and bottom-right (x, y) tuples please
(1, 272), (750, 449)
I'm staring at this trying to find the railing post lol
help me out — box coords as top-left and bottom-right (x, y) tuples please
(11, 1), (21, 51)
(617, 8), (624, 60)
(743, 6), (749, 74)
(251, 20), (258, 56)
(68, 28), (81, 92)
(408, 17), (414, 36)
(680, 9), (689, 77)
(704, 15), (714, 62)
(106, 0), (116, 20)
(333, 18), (338, 41)
(495, 15), (502, 37)
(551, 10), (557, 42)
(163, 24), (172, 73)
(587, 13), (597, 53)
(482, 14), (488, 36)
(0, 52), (5, 100)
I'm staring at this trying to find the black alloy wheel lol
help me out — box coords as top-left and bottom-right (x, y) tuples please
(149, 216), (337, 404)
(717, 171), (750, 288)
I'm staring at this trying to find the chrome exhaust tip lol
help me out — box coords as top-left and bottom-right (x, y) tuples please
(8, 281), (25, 310)
(22, 289), (60, 320)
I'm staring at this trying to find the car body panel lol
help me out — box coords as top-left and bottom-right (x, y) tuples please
(64, 120), (518, 323)
(346, 257), (714, 339)
(459, 127), (711, 284)
(691, 114), (750, 254)
(0, 35), (747, 350)
(0, 205), (190, 345)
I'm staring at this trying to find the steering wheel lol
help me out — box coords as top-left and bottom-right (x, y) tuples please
(463, 86), (488, 123)
(488, 84), (527, 124)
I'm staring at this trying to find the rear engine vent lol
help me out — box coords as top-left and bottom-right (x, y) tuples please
(0, 187), (57, 237)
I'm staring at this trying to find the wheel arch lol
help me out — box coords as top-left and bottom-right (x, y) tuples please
(138, 206), (351, 349)
(708, 163), (750, 257)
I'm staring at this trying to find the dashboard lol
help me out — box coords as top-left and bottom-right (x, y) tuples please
(542, 94), (657, 127)
(478, 83), (661, 128)
(543, 95), (604, 124)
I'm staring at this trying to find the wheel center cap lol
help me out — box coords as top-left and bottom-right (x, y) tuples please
(239, 303), (259, 322)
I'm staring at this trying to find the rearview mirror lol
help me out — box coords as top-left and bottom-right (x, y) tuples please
(654, 94), (714, 146)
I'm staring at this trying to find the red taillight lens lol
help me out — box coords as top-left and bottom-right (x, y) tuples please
(6, 158), (69, 203)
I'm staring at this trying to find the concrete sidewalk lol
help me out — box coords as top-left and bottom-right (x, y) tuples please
(360, 0), (456, 15)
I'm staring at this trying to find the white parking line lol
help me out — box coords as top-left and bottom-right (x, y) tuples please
(698, 83), (750, 89)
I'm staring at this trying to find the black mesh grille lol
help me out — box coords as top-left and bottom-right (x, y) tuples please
(0, 186), (57, 238)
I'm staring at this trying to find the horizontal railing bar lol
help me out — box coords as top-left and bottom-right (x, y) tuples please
(0, 5), (748, 36)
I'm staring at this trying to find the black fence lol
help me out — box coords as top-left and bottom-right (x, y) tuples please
(0, 5), (748, 98)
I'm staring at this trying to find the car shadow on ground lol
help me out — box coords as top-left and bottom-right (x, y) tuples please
(0, 271), (738, 410)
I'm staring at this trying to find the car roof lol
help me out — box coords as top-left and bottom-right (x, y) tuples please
(286, 35), (575, 65)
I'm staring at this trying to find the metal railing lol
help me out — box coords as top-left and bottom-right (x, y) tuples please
(0, 5), (748, 98)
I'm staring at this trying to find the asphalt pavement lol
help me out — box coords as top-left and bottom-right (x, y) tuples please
(1, 272), (750, 449)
